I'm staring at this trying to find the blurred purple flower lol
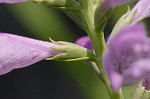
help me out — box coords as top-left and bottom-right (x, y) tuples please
(102, 0), (137, 9)
(0, 33), (60, 75)
(0, 0), (28, 3)
(103, 23), (150, 92)
(75, 36), (93, 50)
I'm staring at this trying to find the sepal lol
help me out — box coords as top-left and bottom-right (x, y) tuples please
(46, 41), (95, 61)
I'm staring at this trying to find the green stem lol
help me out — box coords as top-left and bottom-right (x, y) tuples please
(78, 1), (124, 98)
(95, 60), (124, 99)
(90, 33), (124, 99)
(82, 14), (124, 99)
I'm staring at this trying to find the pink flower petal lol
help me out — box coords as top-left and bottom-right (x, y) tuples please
(0, 33), (60, 75)
(0, 0), (28, 3)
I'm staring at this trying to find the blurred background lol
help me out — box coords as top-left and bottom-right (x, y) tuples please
(0, 1), (147, 99)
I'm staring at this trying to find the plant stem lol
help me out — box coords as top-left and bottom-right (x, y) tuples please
(82, 14), (124, 99)
(78, 1), (124, 98)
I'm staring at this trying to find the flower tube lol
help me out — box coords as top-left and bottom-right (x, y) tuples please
(0, 0), (28, 3)
(0, 33), (61, 75)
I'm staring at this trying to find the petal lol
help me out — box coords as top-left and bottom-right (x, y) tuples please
(121, 59), (150, 85)
(102, 0), (137, 9)
(0, 33), (60, 75)
(109, 71), (124, 92)
(130, 59), (150, 79)
(103, 50), (124, 92)
(108, 23), (147, 47)
(131, 0), (150, 23)
(0, 0), (28, 3)
(75, 36), (93, 50)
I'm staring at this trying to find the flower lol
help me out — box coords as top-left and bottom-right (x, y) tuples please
(0, 33), (61, 75)
(0, 33), (94, 75)
(0, 0), (28, 3)
(75, 36), (93, 50)
(76, 24), (150, 92)
(103, 23), (150, 92)
(131, 0), (150, 23)
(102, 0), (150, 25)
(102, 0), (137, 9)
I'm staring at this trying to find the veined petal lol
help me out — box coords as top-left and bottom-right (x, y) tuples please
(103, 23), (150, 91)
(0, 33), (60, 75)
(131, 0), (150, 23)
(75, 36), (93, 50)
(102, 0), (137, 9)
(0, 0), (28, 3)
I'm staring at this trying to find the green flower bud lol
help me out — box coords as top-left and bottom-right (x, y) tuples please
(46, 40), (95, 61)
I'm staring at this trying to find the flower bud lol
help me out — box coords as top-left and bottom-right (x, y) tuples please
(75, 36), (93, 50)
(46, 41), (95, 61)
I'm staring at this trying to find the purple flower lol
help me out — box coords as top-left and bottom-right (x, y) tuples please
(131, 0), (150, 23)
(103, 0), (150, 23)
(103, 23), (150, 92)
(0, 0), (28, 3)
(75, 36), (93, 50)
(102, 0), (137, 9)
(0, 33), (60, 75)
